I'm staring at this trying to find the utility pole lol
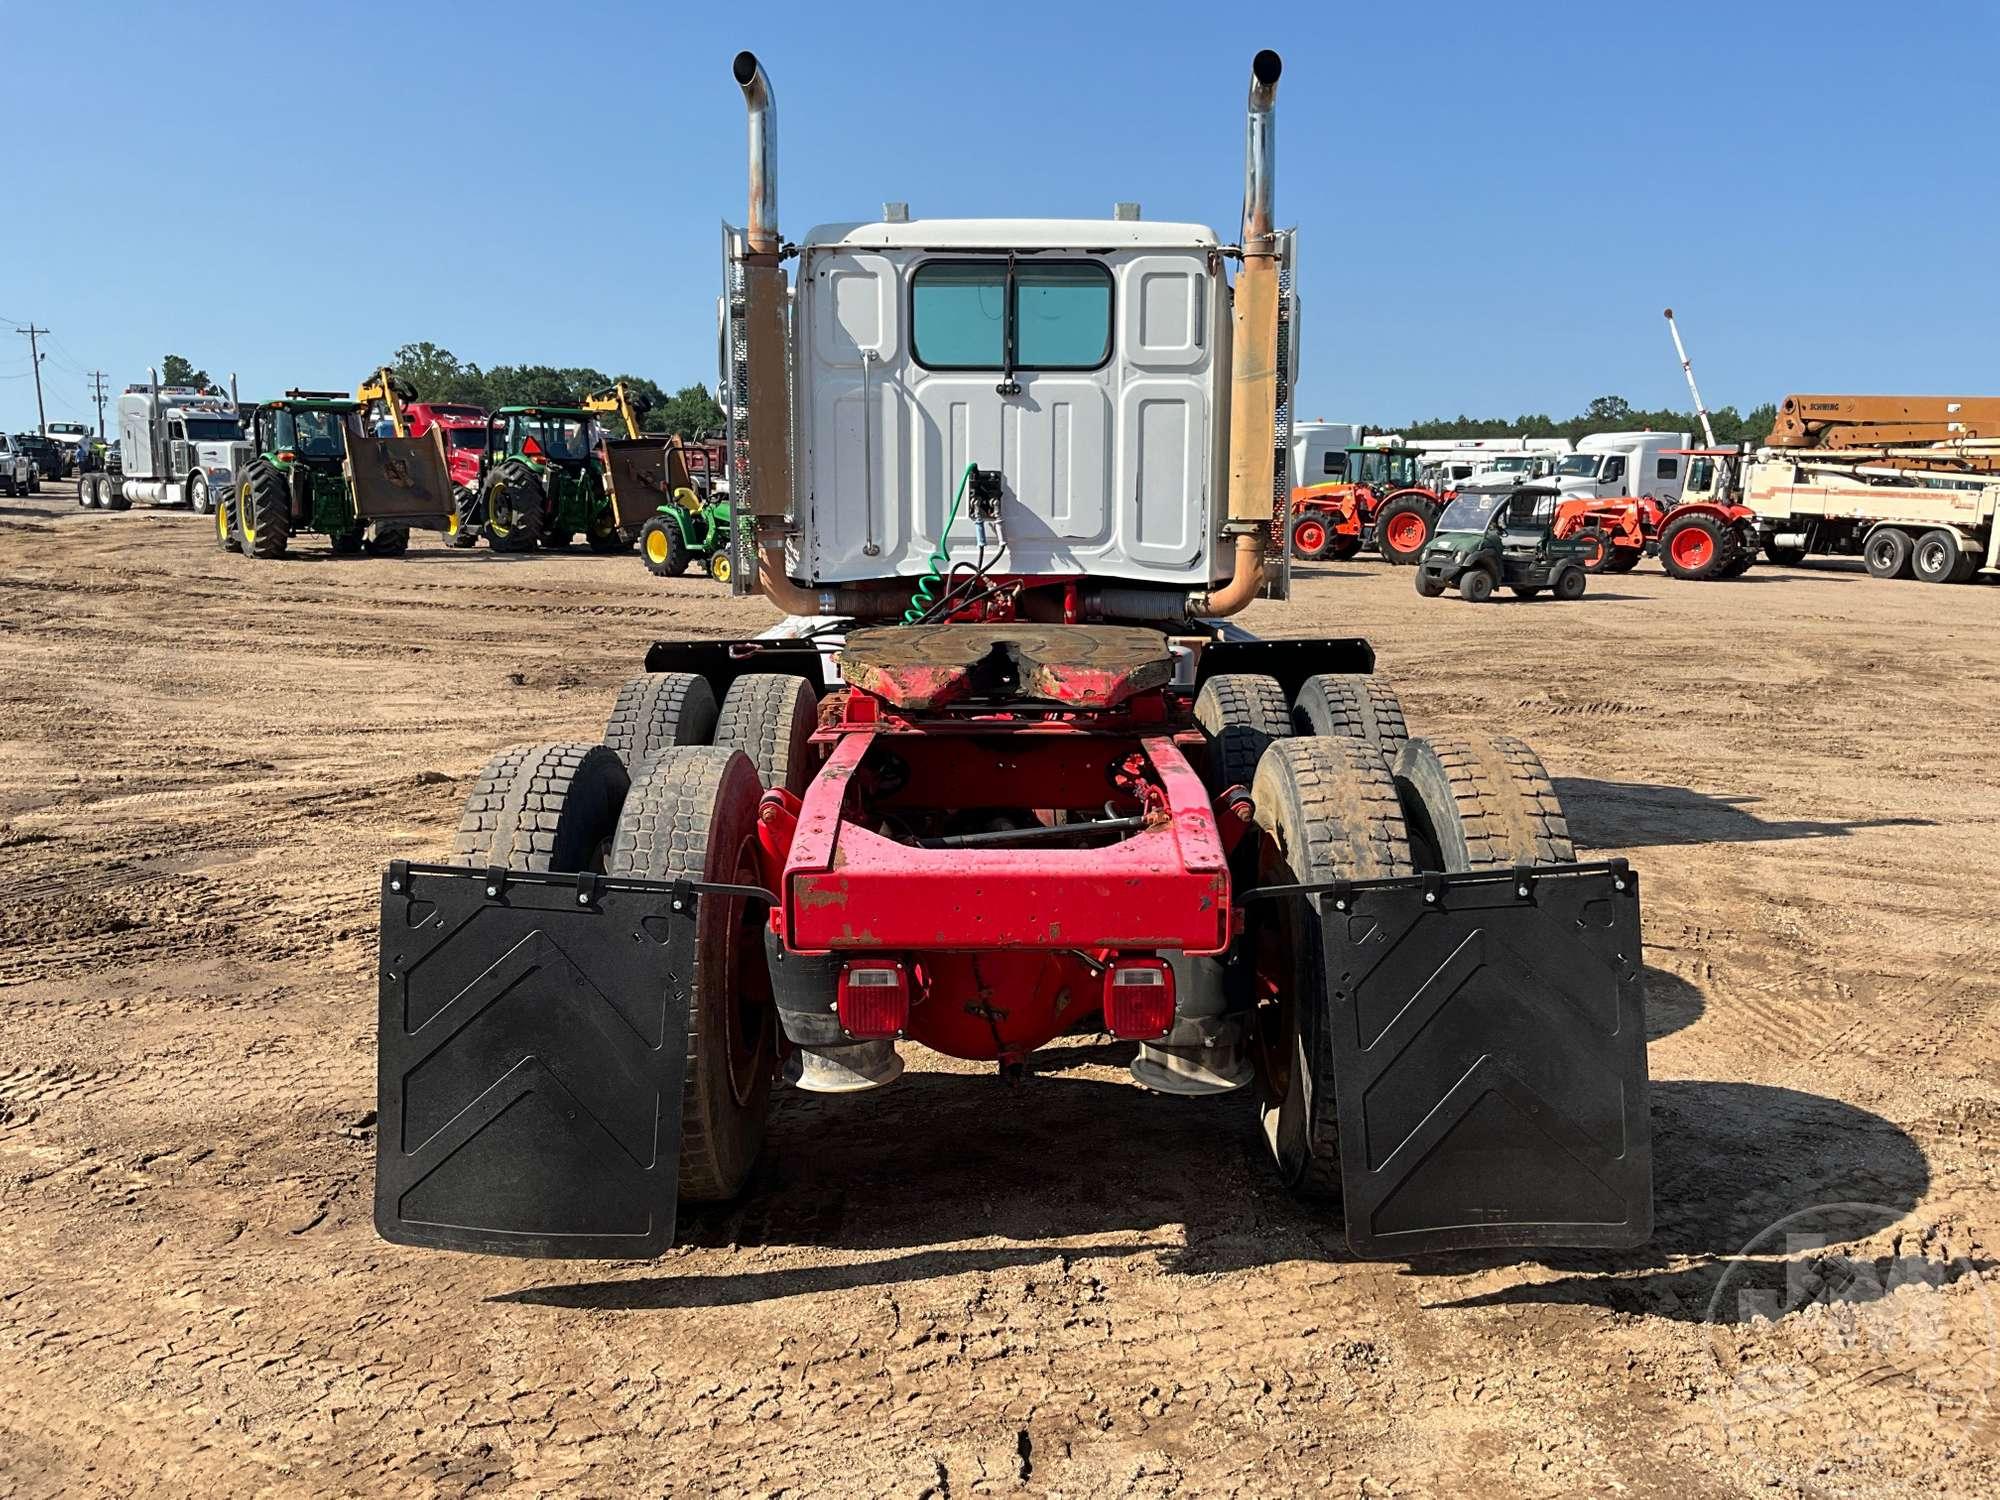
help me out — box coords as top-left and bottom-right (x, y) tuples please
(88, 372), (110, 438)
(16, 325), (49, 434)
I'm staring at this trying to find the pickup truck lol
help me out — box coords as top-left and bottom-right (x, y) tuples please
(0, 434), (37, 496)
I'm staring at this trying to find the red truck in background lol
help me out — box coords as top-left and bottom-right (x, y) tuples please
(401, 402), (490, 546)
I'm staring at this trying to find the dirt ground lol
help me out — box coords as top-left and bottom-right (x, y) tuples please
(1, 482), (1996, 1499)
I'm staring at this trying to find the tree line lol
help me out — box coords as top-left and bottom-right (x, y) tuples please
(1390, 394), (1776, 447)
(157, 346), (726, 438)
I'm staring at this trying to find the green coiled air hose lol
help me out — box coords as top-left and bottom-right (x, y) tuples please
(902, 461), (978, 625)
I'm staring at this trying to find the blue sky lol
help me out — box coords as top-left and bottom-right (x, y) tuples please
(3, 1), (1993, 434)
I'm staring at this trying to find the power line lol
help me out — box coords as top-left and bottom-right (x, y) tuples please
(88, 372), (110, 439)
(15, 326), (48, 433)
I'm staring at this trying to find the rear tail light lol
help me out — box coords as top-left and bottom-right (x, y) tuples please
(1104, 958), (1175, 1040)
(837, 962), (909, 1039)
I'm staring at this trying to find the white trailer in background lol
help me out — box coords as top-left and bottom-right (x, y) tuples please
(1290, 421), (1362, 486)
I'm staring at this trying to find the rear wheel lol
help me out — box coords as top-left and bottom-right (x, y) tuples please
(79, 473), (99, 508)
(366, 525), (409, 557)
(1913, 528), (1976, 584)
(1291, 674), (1408, 759)
(445, 489), (481, 548)
(1553, 563), (1588, 600)
(603, 671), (719, 771)
(1375, 495), (1436, 565)
(639, 515), (690, 577)
(1327, 532), (1363, 561)
(1606, 547), (1642, 573)
(609, 746), (774, 1201)
(1291, 514), (1335, 560)
(237, 460), (290, 560)
(482, 463), (545, 552)
(1252, 736), (1414, 1196)
(452, 742), (630, 872)
(714, 673), (819, 796)
(705, 548), (734, 584)
(1863, 526), (1913, 580)
(1660, 513), (1728, 580)
(1391, 735), (1575, 872)
(1194, 672), (1291, 794)
(102, 477), (130, 511)
(585, 510), (627, 553)
(1458, 565), (1496, 602)
(1571, 526), (1611, 573)
(330, 526), (365, 556)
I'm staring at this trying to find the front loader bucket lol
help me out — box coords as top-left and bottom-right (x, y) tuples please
(374, 863), (696, 1258)
(604, 437), (678, 532)
(1312, 861), (1651, 1256)
(346, 429), (454, 526)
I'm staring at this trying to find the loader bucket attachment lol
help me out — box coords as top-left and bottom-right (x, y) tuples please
(1316, 861), (1651, 1257)
(346, 429), (455, 525)
(604, 437), (679, 532)
(374, 863), (695, 1258)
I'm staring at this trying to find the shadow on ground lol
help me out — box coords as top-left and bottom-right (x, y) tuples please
(1644, 964), (1704, 1041)
(1558, 777), (1934, 848)
(493, 1054), (1925, 1319)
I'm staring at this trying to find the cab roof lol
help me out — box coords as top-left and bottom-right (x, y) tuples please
(799, 218), (1220, 252)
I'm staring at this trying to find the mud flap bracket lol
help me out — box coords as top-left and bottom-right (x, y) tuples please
(375, 862), (721, 1259)
(1304, 860), (1651, 1257)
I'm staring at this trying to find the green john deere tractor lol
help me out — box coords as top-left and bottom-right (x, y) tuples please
(220, 391), (453, 560)
(476, 406), (623, 553)
(608, 434), (735, 582)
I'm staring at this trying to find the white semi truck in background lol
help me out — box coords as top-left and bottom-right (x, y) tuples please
(1550, 430), (1690, 504)
(93, 374), (245, 513)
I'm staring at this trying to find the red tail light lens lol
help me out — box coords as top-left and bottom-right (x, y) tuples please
(837, 962), (909, 1039)
(1104, 959), (1175, 1040)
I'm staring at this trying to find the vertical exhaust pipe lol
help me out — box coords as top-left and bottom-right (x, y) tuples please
(733, 50), (833, 615)
(1194, 49), (1283, 619)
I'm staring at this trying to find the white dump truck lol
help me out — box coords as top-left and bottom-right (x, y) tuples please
(89, 373), (245, 513)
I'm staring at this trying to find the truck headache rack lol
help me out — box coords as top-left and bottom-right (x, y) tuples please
(1248, 860), (1651, 1256)
(374, 862), (769, 1258)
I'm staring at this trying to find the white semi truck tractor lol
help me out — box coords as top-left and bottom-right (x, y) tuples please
(88, 370), (245, 513)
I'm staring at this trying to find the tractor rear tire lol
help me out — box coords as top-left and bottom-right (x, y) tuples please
(1862, 527), (1913, 579)
(1553, 563), (1588, 599)
(366, 526), (409, 558)
(237, 460), (290, 560)
(1291, 674), (1409, 759)
(330, 526), (364, 556)
(1660, 513), (1729, 580)
(1458, 565), (1496, 602)
(1375, 495), (1436, 565)
(1328, 533), (1363, 561)
(1571, 525), (1612, 573)
(1291, 514), (1336, 561)
(1251, 735), (1414, 1198)
(1913, 528), (1976, 585)
(603, 671), (719, 771)
(1194, 673), (1291, 795)
(1391, 735), (1575, 872)
(452, 742), (630, 871)
(714, 673), (819, 796)
(609, 746), (774, 1202)
(483, 464), (545, 553)
(446, 488), (481, 548)
(639, 515), (690, 577)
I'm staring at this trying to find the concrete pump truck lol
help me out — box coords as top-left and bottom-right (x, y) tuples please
(371, 51), (1652, 1266)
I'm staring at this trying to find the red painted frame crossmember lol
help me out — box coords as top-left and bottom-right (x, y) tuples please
(780, 730), (1231, 955)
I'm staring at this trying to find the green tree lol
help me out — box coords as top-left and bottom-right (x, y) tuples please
(161, 353), (211, 389)
(388, 342), (474, 402)
(655, 382), (724, 437)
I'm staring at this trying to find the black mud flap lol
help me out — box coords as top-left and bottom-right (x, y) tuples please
(1317, 861), (1650, 1257)
(374, 861), (698, 1259)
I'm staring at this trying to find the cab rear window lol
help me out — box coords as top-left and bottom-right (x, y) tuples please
(911, 260), (1112, 372)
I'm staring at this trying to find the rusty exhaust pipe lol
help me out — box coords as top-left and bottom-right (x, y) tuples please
(1192, 49), (1283, 620)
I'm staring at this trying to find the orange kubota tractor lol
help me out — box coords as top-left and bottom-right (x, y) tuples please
(1553, 451), (1759, 579)
(1289, 444), (1450, 563)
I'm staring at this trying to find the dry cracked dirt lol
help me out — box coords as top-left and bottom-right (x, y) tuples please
(2, 482), (1996, 1497)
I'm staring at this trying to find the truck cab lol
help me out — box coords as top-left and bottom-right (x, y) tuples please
(1552, 431), (1690, 503)
(111, 386), (245, 512)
